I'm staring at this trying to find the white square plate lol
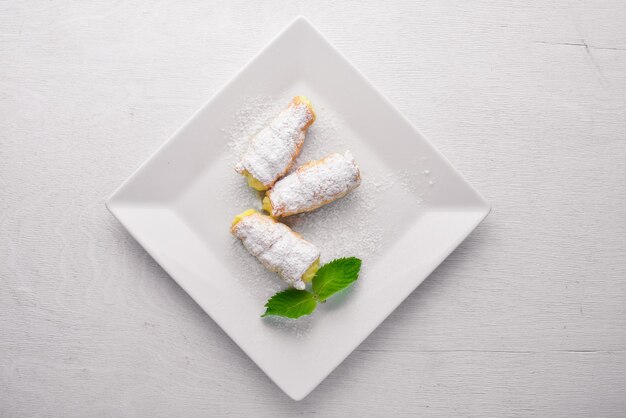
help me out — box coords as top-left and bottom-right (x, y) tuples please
(107, 16), (490, 400)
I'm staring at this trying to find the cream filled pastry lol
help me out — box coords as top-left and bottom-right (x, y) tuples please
(231, 209), (320, 290)
(236, 96), (316, 191)
(263, 151), (361, 217)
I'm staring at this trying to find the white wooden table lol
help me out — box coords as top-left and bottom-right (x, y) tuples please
(2, 2), (625, 416)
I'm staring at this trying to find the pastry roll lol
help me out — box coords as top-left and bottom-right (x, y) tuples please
(231, 209), (320, 290)
(263, 151), (361, 217)
(236, 96), (316, 191)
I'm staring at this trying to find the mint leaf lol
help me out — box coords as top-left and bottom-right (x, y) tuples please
(312, 257), (362, 302)
(261, 288), (317, 319)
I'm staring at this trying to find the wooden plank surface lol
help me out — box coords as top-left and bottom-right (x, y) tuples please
(1, 1), (625, 416)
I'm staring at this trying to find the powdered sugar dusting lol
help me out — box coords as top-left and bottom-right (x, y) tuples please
(236, 97), (314, 186)
(268, 151), (361, 217)
(283, 162), (434, 265)
(282, 175), (382, 263)
(224, 94), (282, 161)
(295, 105), (346, 164)
(228, 239), (285, 298)
(222, 94), (432, 331)
(232, 212), (320, 290)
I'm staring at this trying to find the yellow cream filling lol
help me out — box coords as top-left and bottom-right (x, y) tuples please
(242, 171), (268, 191)
(231, 209), (257, 228)
(294, 95), (316, 123)
(302, 258), (320, 282)
(262, 196), (273, 214)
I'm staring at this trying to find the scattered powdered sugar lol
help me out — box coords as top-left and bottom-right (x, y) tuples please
(232, 212), (320, 290)
(268, 151), (361, 217)
(228, 238), (286, 298)
(282, 179), (383, 263)
(235, 98), (314, 186)
(282, 162), (436, 266)
(224, 94), (282, 161)
(295, 105), (346, 165)
(218, 95), (282, 213)
(260, 314), (314, 338)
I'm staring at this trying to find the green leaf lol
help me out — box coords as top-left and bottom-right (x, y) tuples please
(261, 288), (317, 319)
(312, 257), (362, 302)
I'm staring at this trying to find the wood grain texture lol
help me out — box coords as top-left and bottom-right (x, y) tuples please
(1, 1), (626, 416)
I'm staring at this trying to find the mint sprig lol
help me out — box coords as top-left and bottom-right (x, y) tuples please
(261, 288), (317, 319)
(261, 257), (362, 319)
(312, 257), (362, 302)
